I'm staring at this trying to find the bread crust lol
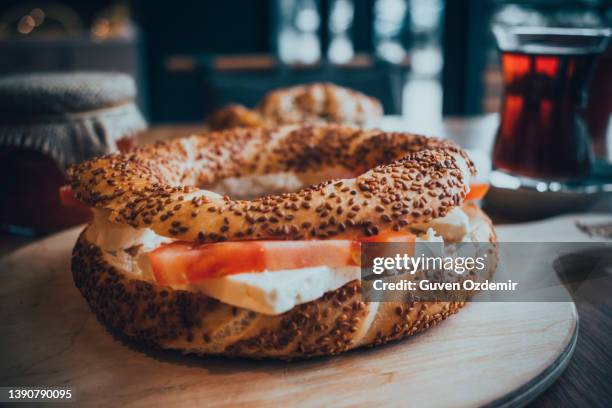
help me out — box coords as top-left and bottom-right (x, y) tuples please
(208, 83), (383, 130)
(257, 82), (383, 126)
(68, 125), (476, 244)
(72, 205), (496, 359)
(68, 118), (495, 359)
(208, 104), (265, 130)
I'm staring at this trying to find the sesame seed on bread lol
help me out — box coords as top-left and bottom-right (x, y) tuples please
(72, 204), (496, 359)
(68, 124), (476, 244)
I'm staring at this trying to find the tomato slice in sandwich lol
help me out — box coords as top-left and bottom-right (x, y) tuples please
(466, 183), (490, 201)
(59, 185), (91, 215)
(148, 232), (416, 286)
(149, 240), (358, 285)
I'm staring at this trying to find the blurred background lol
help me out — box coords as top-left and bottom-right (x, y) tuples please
(1, 6), (611, 403)
(1, 0), (609, 131)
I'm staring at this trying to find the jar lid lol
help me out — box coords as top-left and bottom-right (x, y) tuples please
(0, 72), (137, 116)
(0, 72), (146, 170)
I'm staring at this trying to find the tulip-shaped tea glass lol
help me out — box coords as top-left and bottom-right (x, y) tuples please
(492, 26), (610, 181)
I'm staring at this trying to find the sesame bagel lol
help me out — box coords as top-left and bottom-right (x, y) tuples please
(72, 204), (496, 359)
(68, 124), (476, 244)
(208, 83), (383, 130)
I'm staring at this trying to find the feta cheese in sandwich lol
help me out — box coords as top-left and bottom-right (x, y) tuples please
(86, 206), (473, 315)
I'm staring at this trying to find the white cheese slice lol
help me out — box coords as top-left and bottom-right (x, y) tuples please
(413, 207), (470, 242)
(189, 266), (360, 315)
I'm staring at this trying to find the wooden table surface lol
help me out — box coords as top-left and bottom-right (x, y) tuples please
(1, 121), (610, 407)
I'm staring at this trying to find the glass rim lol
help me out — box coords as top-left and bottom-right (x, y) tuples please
(492, 25), (611, 54)
(492, 25), (611, 38)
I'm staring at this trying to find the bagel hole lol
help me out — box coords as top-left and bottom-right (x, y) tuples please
(203, 166), (355, 200)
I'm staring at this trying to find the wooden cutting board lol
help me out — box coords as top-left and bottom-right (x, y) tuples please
(3, 214), (608, 407)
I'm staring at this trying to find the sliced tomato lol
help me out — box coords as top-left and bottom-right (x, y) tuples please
(149, 240), (359, 285)
(262, 241), (358, 271)
(149, 241), (261, 285)
(148, 232), (417, 285)
(466, 183), (490, 201)
(59, 185), (79, 206)
(59, 185), (91, 214)
(359, 230), (416, 261)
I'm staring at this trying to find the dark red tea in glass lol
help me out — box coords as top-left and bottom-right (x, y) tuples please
(586, 43), (612, 159)
(492, 26), (610, 180)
